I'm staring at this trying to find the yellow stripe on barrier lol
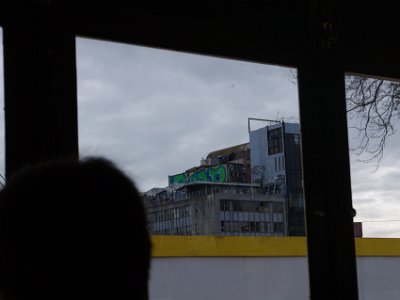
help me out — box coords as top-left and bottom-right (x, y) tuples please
(355, 238), (400, 256)
(151, 236), (400, 257)
(151, 236), (307, 257)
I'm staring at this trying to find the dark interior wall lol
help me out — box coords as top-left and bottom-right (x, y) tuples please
(1, 2), (78, 175)
(1, 1), (400, 299)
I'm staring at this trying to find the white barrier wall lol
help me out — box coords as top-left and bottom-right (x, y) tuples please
(149, 256), (400, 300)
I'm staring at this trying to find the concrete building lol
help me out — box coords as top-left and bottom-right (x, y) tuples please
(250, 121), (304, 236)
(145, 182), (286, 236)
(144, 121), (365, 239)
(144, 120), (304, 236)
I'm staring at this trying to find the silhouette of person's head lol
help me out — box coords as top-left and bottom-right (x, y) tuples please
(0, 158), (151, 300)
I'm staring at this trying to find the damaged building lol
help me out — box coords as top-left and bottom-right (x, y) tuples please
(143, 120), (303, 236)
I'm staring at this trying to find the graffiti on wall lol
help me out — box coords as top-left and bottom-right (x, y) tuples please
(169, 173), (187, 184)
(169, 164), (249, 185)
(228, 164), (248, 183)
(169, 165), (227, 185)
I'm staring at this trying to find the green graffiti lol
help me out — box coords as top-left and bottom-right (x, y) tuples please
(169, 173), (187, 185)
(169, 165), (227, 184)
(207, 166), (226, 182)
(188, 170), (209, 182)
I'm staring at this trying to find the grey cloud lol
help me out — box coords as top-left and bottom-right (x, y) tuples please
(76, 37), (299, 193)
(361, 223), (400, 238)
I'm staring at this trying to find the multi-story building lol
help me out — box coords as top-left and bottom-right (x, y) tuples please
(145, 182), (286, 236)
(143, 120), (303, 237)
(250, 121), (304, 236)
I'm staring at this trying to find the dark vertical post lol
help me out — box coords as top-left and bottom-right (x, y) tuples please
(2, 2), (78, 178)
(297, 2), (359, 299)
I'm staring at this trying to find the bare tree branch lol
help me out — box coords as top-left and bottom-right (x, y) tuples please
(288, 72), (400, 166)
(346, 75), (400, 166)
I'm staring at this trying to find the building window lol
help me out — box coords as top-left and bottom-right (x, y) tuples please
(259, 202), (270, 212)
(267, 223), (273, 233)
(220, 200), (233, 212)
(293, 134), (300, 145)
(268, 128), (283, 155)
(273, 203), (283, 213)
(273, 222), (284, 234)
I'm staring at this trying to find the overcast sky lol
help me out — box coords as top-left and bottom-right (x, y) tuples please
(0, 31), (399, 237)
(76, 38), (299, 191)
(348, 121), (400, 238)
(76, 37), (400, 238)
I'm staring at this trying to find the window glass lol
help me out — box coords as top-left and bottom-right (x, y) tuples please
(77, 37), (304, 237)
(77, 36), (310, 299)
(345, 73), (400, 299)
(268, 128), (283, 155)
(346, 74), (400, 238)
